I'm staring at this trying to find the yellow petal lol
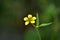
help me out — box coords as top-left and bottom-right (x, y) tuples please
(25, 21), (29, 25)
(30, 21), (35, 24)
(24, 17), (28, 21)
(31, 17), (36, 20)
(28, 14), (32, 18)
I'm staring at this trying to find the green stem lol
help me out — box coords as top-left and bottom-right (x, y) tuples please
(35, 13), (41, 40)
(36, 28), (41, 40)
(32, 24), (41, 40)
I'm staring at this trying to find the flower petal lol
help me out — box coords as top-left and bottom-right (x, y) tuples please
(24, 17), (28, 21)
(25, 21), (29, 25)
(28, 14), (32, 18)
(30, 21), (35, 24)
(31, 17), (36, 20)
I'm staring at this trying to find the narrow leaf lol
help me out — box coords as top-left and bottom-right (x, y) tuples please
(39, 23), (52, 27)
(36, 13), (39, 28)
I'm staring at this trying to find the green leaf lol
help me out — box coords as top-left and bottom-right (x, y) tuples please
(39, 23), (52, 27)
(36, 13), (39, 28)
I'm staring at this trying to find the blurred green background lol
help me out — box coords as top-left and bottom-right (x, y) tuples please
(0, 0), (60, 40)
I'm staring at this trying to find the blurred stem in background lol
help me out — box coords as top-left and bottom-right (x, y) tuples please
(35, 28), (41, 40)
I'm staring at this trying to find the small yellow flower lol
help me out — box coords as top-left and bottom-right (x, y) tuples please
(24, 14), (36, 25)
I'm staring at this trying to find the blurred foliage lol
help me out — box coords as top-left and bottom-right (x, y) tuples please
(0, 0), (60, 40)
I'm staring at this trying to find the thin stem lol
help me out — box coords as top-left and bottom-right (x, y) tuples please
(32, 24), (41, 40)
(36, 28), (41, 40)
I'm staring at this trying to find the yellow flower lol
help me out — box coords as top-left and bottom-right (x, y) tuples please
(24, 14), (36, 25)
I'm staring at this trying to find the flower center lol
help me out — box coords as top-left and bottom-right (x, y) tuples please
(28, 18), (32, 22)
